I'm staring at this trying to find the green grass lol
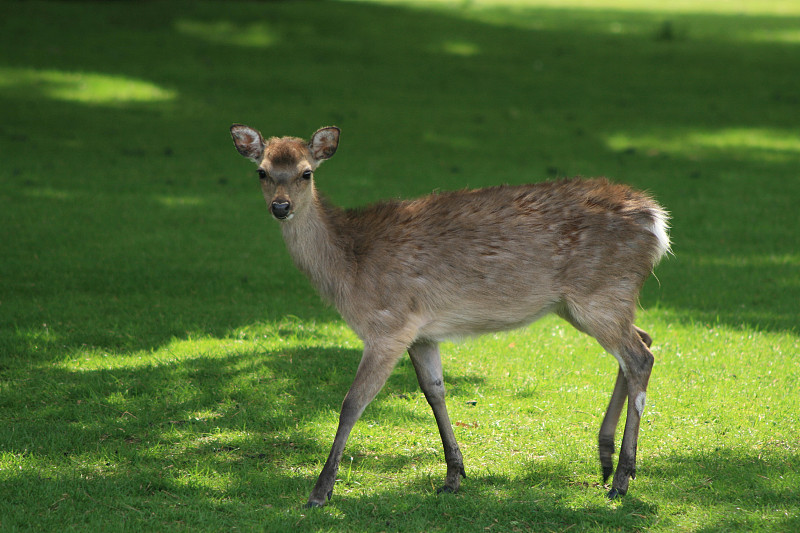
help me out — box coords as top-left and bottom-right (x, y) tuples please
(1, 0), (799, 531)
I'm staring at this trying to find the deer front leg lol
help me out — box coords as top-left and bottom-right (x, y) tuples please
(306, 342), (405, 507)
(607, 335), (654, 499)
(408, 340), (466, 494)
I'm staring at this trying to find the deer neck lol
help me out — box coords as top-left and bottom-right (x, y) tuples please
(279, 193), (353, 306)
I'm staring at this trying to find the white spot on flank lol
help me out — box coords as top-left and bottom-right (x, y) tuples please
(634, 392), (646, 416)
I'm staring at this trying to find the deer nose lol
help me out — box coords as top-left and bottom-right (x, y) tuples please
(271, 200), (292, 220)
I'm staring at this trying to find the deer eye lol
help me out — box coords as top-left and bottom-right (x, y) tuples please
(257, 169), (267, 180)
(302, 169), (312, 180)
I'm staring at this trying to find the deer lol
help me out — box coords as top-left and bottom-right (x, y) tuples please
(229, 124), (670, 508)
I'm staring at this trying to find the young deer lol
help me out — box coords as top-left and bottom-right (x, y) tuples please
(230, 124), (670, 507)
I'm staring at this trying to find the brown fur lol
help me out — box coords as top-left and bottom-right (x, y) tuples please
(230, 124), (670, 507)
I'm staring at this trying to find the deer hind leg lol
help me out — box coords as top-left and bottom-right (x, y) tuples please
(559, 302), (654, 498)
(597, 326), (651, 482)
(408, 340), (466, 494)
(606, 331), (653, 498)
(598, 366), (627, 483)
(306, 340), (407, 508)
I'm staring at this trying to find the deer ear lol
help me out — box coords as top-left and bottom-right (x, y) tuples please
(309, 127), (340, 161)
(230, 124), (266, 163)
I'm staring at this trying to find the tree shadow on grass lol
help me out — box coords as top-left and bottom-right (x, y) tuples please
(0, 345), (348, 528)
(0, 338), (482, 476)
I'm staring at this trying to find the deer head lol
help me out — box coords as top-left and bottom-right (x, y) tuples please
(230, 125), (340, 220)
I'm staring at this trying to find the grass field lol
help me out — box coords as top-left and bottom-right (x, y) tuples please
(1, 0), (799, 531)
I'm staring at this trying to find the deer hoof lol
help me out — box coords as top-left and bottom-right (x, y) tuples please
(305, 490), (332, 508)
(436, 485), (456, 495)
(602, 465), (613, 483)
(607, 487), (626, 500)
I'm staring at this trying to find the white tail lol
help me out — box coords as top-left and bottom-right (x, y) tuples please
(230, 124), (670, 506)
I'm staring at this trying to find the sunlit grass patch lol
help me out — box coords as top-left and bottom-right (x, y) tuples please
(439, 39), (482, 56)
(175, 20), (277, 48)
(0, 67), (176, 104)
(154, 195), (208, 208)
(748, 27), (800, 44)
(362, 0), (800, 16)
(606, 127), (800, 162)
(361, 0), (800, 46)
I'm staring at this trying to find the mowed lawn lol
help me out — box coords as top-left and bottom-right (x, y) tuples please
(1, 0), (798, 531)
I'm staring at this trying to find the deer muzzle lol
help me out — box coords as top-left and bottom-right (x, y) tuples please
(270, 199), (293, 220)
